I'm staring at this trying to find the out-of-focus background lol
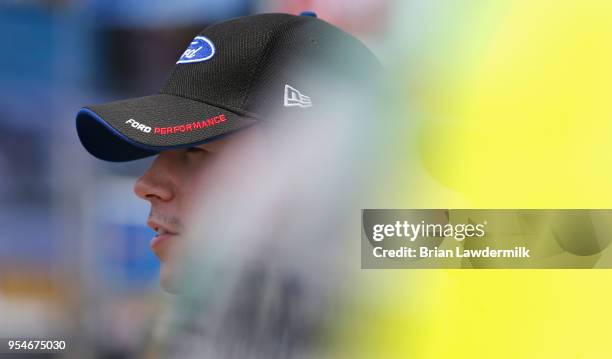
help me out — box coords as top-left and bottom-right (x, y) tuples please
(5, 0), (612, 358)
(0, 0), (388, 358)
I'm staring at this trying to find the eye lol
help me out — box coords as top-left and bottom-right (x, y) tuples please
(186, 147), (204, 153)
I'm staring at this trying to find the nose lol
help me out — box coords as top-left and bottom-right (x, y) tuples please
(133, 154), (174, 202)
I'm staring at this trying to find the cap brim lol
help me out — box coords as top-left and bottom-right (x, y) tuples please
(76, 93), (258, 162)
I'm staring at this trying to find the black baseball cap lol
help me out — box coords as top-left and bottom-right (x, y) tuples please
(76, 12), (380, 162)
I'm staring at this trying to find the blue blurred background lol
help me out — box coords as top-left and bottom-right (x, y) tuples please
(0, 0), (386, 357)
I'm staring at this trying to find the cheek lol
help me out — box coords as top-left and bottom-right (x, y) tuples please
(176, 157), (216, 211)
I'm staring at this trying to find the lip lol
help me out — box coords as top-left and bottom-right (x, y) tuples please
(150, 232), (175, 248)
(147, 219), (179, 261)
(150, 233), (176, 261)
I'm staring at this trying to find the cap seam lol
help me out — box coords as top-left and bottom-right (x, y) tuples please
(158, 91), (262, 120)
(239, 16), (303, 110)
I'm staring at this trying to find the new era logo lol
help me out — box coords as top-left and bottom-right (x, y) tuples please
(284, 84), (312, 108)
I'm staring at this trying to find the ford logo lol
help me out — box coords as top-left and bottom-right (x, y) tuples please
(177, 36), (215, 64)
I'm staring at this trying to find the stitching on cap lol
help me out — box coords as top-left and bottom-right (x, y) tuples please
(158, 91), (262, 120)
(239, 16), (302, 109)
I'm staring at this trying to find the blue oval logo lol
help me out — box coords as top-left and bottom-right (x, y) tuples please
(177, 36), (215, 64)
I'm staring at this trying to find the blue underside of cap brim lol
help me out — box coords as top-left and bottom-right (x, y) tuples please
(76, 108), (248, 162)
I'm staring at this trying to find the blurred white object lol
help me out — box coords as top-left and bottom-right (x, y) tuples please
(156, 73), (381, 358)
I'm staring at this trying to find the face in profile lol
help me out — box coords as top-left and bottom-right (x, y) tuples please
(133, 128), (260, 292)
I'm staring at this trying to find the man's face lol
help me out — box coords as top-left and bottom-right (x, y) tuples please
(133, 131), (251, 292)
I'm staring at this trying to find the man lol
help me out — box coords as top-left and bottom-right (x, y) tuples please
(77, 12), (380, 357)
(76, 12), (380, 292)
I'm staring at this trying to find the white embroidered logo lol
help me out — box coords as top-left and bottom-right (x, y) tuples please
(284, 84), (312, 108)
(125, 118), (151, 133)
